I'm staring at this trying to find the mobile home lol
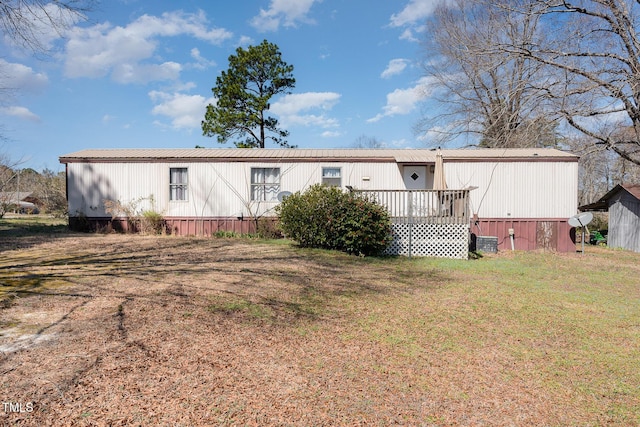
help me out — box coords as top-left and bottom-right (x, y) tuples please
(59, 148), (579, 254)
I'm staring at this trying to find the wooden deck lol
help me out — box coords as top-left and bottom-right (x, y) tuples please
(352, 189), (471, 258)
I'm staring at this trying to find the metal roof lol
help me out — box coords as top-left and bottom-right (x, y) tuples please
(59, 147), (578, 163)
(0, 192), (33, 202)
(579, 184), (640, 211)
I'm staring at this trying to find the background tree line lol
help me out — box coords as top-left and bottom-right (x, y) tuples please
(0, 159), (67, 217)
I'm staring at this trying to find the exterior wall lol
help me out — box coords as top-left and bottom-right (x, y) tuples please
(608, 192), (640, 252)
(445, 160), (578, 219)
(67, 159), (578, 220)
(66, 161), (407, 220)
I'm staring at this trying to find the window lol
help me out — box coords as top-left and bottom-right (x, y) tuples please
(251, 168), (280, 201)
(170, 168), (188, 201)
(322, 167), (341, 187)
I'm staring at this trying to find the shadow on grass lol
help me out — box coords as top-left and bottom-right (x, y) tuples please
(0, 235), (449, 327)
(0, 216), (74, 252)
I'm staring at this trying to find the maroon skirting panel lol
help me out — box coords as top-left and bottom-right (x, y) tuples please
(470, 218), (576, 252)
(70, 216), (577, 252)
(69, 216), (274, 236)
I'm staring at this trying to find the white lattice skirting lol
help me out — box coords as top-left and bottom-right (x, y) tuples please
(385, 223), (469, 259)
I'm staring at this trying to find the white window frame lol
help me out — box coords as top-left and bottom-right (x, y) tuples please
(169, 167), (188, 201)
(322, 167), (342, 187)
(251, 167), (280, 201)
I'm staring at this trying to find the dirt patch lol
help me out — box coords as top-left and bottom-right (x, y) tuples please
(0, 235), (421, 425)
(0, 234), (638, 426)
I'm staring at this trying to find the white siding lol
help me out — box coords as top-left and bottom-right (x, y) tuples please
(67, 158), (577, 220)
(445, 161), (578, 218)
(67, 161), (406, 218)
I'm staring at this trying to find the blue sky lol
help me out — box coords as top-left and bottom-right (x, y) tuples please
(0, 0), (444, 171)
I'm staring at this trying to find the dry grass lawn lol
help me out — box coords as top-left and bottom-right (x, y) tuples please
(0, 228), (639, 426)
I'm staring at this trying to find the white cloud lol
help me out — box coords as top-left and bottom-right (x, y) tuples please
(271, 92), (339, 115)
(0, 60), (48, 92)
(399, 27), (420, 43)
(112, 62), (182, 84)
(189, 48), (216, 70)
(172, 81), (197, 92)
(368, 77), (433, 123)
(321, 131), (341, 138)
(417, 125), (449, 142)
(250, 0), (320, 32)
(238, 36), (254, 46)
(282, 114), (339, 128)
(390, 0), (440, 27)
(64, 10), (232, 83)
(390, 0), (441, 43)
(0, 106), (40, 122)
(381, 59), (408, 79)
(150, 91), (214, 130)
(270, 92), (341, 128)
(390, 138), (413, 148)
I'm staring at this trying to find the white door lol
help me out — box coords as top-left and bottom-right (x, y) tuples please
(403, 166), (427, 189)
(403, 166), (430, 217)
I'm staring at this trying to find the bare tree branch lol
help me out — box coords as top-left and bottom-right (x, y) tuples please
(0, 0), (93, 52)
(418, 0), (560, 148)
(501, 0), (640, 165)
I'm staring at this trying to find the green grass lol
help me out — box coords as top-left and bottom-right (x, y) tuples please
(0, 214), (68, 236)
(208, 296), (274, 319)
(340, 250), (640, 424)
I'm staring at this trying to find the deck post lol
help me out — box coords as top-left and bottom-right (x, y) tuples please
(408, 190), (413, 258)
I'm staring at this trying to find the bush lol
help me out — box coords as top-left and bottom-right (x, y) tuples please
(103, 196), (165, 235)
(141, 210), (165, 235)
(256, 217), (282, 239)
(276, 184), (392, 256)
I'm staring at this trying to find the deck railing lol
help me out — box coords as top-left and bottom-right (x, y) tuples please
(352, 189), (470, 224)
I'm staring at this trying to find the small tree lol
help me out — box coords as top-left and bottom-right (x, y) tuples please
(276, 184), (392, 256)
(352, 134), (386, 149)
(202, 40), (295, 148)
(36, 169), (67, 217)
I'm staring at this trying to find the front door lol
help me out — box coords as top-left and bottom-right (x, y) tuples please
(403, 165), (427, 189)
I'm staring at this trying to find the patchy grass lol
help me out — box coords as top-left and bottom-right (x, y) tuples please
(0, 215), (67, 236)
(0, 234), (638, 426)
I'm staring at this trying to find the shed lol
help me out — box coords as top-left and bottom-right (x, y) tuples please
(59, 147), (579, 253)
(580, 184), (640, 252)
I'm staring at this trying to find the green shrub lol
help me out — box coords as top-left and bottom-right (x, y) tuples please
(276, 184), (392, 256)
(141, 210), (165, 234)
